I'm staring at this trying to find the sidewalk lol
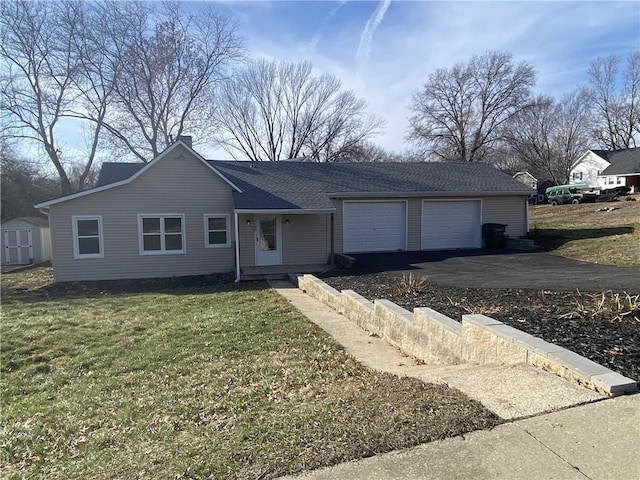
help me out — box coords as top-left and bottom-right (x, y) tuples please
(270, 280), (640, 480)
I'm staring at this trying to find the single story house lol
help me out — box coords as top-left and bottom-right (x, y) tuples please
(35, 140), (534, 282)
(1, 216), (52, 265)
(570, 148), (640, 192)
(513, 169), (556, 203)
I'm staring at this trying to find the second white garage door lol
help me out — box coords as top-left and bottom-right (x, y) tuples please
(343, 201), (407, 253)
(422, 200), (481, 250)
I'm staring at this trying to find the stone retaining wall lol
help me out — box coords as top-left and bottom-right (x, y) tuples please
(295, 274), (637, 397)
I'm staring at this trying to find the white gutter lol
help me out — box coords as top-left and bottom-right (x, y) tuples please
(233, 208), (335, 214)
(234, 211), (241, 283)
(329, 191), (533, 198)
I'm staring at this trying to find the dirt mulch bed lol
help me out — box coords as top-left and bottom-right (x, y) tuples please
(320, 272), (640, 382)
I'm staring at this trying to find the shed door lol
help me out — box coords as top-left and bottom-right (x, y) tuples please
(422, 200), (481, 250)
(343, 201), (407, 253)
(3, 229), (33, 265)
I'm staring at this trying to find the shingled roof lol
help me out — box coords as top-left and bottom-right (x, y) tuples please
(87, 159), (533, 211)
(599, 148), (640, 176)
(209, 160), (532, 210)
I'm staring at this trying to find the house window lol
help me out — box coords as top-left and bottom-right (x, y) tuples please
(72, 216), (103, 259)
(204, 214), (230, 248)
(572, 172), (583, 181)
(617, 177), (623, 185)
(138, 214), (185, 254)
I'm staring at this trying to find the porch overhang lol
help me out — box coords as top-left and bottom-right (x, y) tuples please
(234, 208), (335, 214)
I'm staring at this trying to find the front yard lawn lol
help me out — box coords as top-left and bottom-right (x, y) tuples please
(1, 266), (499, 479)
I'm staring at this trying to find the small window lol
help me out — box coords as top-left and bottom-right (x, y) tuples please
(138, 214), (185, 254)
(617, 177), (623, 185)
(72, 216), (103, 259)
(204, 214), (230, 248)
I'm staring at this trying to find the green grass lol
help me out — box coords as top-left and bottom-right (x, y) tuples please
(530, 225), (640, 267)
(1, 267), (499, 479)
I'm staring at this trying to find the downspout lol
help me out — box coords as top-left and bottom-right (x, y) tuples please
(234, 211), (241, 282)
(330, 212), (335, 267)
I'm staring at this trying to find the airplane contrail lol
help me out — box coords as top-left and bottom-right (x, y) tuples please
(356, 0), (392, 80)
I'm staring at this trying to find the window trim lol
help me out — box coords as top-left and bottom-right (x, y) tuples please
(72, 215), (104, 259)
(204, 214), (231, 248)
(137, 213), (186, 255)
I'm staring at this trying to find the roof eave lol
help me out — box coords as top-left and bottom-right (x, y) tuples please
(328, 190), (533, 198)
(234, 208), (336, 214)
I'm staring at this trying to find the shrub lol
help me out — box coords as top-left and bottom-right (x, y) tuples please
(395, 273), (428, 296)
(561, 290), (640, 321)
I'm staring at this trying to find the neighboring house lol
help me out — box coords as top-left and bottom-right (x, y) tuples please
(1, 216), (52, 265)
(513, 171), (537, 190)
(513, 169), (556, 203)
(570, 148), (640, 192)
(35, 140), (534, 282)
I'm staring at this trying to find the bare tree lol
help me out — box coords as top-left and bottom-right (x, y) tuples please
(586, 53), (640, 150)
(1, 0), (88, 194)
(1, 141), (60, 220)
(407, 51), (536, 162)
(213, 59), (384, 162)
(504, 91), (591, 184)
(96, 1), (244, 161)
(331, 141), (405, 162)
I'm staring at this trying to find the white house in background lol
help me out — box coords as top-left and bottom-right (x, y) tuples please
(1, 216), (52, 265)
(569, 150), (611, 188)
(513, 171), (537, 190)
(570, 148), (640, 192)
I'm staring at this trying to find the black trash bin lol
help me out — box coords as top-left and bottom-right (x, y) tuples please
(482, 223), (507, 249)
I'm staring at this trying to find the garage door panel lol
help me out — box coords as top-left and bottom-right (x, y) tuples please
(422, 201), (481, 250)
(344, 202), (406, 253)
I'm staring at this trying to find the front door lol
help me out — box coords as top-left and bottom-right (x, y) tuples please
(255, 215), (282, 266)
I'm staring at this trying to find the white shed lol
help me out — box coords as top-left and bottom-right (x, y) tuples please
(1, 217), (52, 265)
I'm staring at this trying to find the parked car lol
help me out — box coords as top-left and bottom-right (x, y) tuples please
(545, 184), (597, 205)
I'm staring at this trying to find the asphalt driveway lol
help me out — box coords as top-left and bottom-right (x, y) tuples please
(350, 249), (640, 292)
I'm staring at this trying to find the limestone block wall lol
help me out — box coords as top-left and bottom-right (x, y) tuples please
(295, 274), (637, 397)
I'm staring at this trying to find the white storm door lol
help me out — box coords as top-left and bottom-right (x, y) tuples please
(3, 229), (33, 264)
(255, 215), (282, 266)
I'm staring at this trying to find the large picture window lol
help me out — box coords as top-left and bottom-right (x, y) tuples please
(204, 214), (230, 248)
(138, 214), (185, 254)
(72, 216), (103, 259)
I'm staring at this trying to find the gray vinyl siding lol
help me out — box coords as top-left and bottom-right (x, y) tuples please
(407, 198), (422, 251)
(238, 214), (255, 268)
(49, 146), (236, 282)
(333, 195), (529, 254)
(238, 213), (330, 267)
(482, 196), (528, 238)
(282, 214), (330, 265)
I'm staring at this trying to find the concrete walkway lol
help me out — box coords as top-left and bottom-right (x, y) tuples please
(270, 280), (640, 480)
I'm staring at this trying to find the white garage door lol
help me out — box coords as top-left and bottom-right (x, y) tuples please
(343, 201), (407, 253)
(422, 200), (481, 250)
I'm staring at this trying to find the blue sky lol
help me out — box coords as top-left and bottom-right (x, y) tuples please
(209, 0), (639, 155)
